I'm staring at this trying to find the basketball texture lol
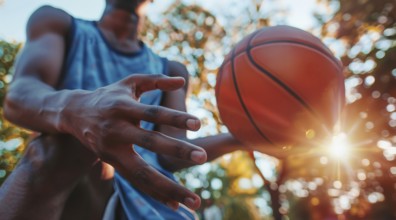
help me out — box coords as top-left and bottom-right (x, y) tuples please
(215, 25), (345, 153)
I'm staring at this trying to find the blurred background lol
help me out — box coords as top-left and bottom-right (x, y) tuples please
(0, 0), (395, 219)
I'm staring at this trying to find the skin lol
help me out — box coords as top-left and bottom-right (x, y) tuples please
(0, 0), (243, 219)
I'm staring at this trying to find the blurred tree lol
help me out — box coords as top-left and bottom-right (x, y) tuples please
(3, 0), (396, 219)
(222, 197), (261, 220)
(0, 40), (30, 185)
(269, 0), (396, 219)
(149, 0), (396, 219)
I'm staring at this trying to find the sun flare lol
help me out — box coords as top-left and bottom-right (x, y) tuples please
(328, 133), (350, 159)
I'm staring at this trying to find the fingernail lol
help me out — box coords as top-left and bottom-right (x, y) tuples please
(184, 197), (197, 209)
(166, 201), (179, 210)
(190, 150), (207, 163)
(186, 119), (200, 131)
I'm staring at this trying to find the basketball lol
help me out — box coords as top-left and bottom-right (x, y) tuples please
(215, 25), (345, 155)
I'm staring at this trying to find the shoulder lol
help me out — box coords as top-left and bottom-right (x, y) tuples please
(167, 60), (189, 81)
(27, 5), (73, 40)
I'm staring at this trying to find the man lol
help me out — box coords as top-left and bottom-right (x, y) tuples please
(0, 0), (242, 219)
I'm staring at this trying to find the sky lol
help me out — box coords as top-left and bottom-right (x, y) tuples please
(0, 0), (318, 42)
(0, 0), (105, 41)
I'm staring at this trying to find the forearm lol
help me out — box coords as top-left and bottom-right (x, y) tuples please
(190, 133), (242, 161)
(159, 133), (242, 172)
(4, 77), (89, 134)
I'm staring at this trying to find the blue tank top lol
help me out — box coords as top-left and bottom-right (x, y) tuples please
(59, 18), (195, 220)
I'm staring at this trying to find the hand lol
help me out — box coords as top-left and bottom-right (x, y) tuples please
(60, 74), (207, 210)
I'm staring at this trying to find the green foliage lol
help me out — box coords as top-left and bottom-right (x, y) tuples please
(0, 41), (29, 185)
(323, 0), (396, 144)
(0, 41), (19, 103)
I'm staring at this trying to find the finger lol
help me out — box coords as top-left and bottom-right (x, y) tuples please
(144, 191), (180, 210)
(122, 74), (185, 96)
(118, 126), (207, 164)
(112, 151), (201, 210)
(121, 102), (201, 131)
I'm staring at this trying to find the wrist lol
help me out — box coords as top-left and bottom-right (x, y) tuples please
(56, 89), (91, 134)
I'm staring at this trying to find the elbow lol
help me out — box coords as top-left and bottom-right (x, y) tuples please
(3, 92), (21, 124)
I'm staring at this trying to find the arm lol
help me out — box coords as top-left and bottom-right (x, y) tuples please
(2, 6), (207, 212)
(4, 5), (73, 133)
(157, 61), (243, 172)
(0, 7), (91, 220)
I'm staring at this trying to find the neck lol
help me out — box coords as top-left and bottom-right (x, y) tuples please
(98, 7), (142, 52)
(99, 7), (140, 41)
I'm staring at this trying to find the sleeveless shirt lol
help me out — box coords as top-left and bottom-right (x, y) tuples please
(59, 17), (195, 220)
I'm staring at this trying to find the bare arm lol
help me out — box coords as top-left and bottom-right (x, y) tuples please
(4, 6), (73, 133)
(157, 61), (243, 172)
(1, 5), (208, 215)
(0, 7), (89, 220)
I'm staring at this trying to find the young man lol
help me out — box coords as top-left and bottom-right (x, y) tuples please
(0, 0), (242, 219)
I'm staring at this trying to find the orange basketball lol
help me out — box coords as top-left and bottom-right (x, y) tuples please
(215, 25), (345, 155)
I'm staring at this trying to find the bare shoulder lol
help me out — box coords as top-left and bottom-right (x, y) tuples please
(27, 5), (73, 40)
(12, 6), (73, 86)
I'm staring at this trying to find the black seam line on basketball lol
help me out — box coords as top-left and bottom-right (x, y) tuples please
(216, 64), (225, 99)
(230, 47), (275, 146)
(236, 40), (342, 71)
(246, 34), (319, 118)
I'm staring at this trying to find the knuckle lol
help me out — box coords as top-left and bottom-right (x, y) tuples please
(168, 188), (185, 201)
(110, 99), (129, 110)
(100, 123), (115, 139)
(124, 74), (142, 85)
(175, 144), (191, 160)
(140, 133), (156, 150)
(102, 99), (128, 115)
(143, 106), (161, 119)
(171, 113), (186, 127)
(22, 140), (46, 169)
(95, 146), (116, 164)
(132, 165), (151, 185)
(81, 128), (116, 163)
(98, 123), (120, 147)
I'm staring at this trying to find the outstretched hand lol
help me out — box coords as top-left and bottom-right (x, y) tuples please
(61, 74), (207, 210)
